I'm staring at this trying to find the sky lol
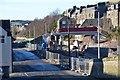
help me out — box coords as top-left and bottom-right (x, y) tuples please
(0, 0), (109, 20)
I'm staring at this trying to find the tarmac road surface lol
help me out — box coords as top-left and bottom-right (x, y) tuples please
(7, 50), (99, 80)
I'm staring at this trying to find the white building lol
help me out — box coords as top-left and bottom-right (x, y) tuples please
(0, 20), (12, 78)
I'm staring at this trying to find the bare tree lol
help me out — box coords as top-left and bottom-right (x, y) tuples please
(49, 8), (61, 16)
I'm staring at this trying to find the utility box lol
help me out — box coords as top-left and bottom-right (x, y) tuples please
(0, 20), (12, 78)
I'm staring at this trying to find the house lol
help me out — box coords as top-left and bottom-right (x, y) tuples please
(0, 20), (12, 78)
(76, 2), (108, 25)
(11, 22), (26, 31)
(57, 16), (76, 32)
(11, 22), (26, 38)
(107, 1), (120, 54)
(109, 0), (120, 3)
(63, 2), (108, 25)
(107, 2), (120, 28)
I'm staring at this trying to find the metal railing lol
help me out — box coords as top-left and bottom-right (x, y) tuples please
(45, 50), (90, 75)
(46, 50), (69, 69)
(59, 54), (69, 69)
(71, 57), (90, 75)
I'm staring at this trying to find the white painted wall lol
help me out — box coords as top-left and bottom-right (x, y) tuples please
(0, 27), (12, 73)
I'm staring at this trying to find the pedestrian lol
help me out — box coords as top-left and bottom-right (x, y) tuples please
(79, 43), (88, 58)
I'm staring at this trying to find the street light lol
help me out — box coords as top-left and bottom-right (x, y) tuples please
(67, 16), (71, 68)
(97, 10), (100, 59)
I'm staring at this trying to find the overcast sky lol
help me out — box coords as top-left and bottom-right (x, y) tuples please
(0, 0), (109, 20)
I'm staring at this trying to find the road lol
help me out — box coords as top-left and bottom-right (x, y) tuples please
(6, 50), (99, 80)
(13, 50), (60, 72)
(13, 50), (39, 61)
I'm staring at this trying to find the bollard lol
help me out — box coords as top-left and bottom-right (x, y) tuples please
(46, 51), (48, 60)
(71, 57), (74, 71)
(76, 58), (80, 70)
(58, 54), (60, 64)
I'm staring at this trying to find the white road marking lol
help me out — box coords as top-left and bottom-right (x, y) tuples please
(24, 73), (29, 76)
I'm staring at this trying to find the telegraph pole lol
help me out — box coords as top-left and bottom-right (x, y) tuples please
(29, 28), (30, 44)
(34, 26), (36, 50)
(44, 21), (46, 34)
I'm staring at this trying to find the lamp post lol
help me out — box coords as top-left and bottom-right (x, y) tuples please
(97, 11), (100, 59)
(67, 17), (71, 68)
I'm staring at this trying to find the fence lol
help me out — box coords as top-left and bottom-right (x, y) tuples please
(45, 51), (119, 78)
(46, 51), (60, 63)
(45, 50), (90, 74)
(46, 50), (70, 69)
(71, 57), (90, 75)
(59, 54), (69, 69)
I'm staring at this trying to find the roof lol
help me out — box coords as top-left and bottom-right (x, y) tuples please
(0, 20), (11, 36)
(81, 19), (104, 27)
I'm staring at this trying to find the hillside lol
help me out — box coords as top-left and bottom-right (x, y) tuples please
(17, 15), (61, 38)
(11, 20), (32, 25)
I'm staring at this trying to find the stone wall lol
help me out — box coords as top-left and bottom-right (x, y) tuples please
(88, 56), (119, 79)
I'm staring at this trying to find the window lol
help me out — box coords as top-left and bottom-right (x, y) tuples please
(62, 21), (66, 25)
(116, 4), (118, 9)
(111, 5), (114, 10)
(88, 13), (90, 17)
(0, 36), (5, 43)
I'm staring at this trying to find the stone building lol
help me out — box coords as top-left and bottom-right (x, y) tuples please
(107, 2), (120, 28)
(109, 0), (120, 3)
(76, 2), (108, 25)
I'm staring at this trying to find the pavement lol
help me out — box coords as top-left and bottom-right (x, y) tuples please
(13, 60), (61, 72)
